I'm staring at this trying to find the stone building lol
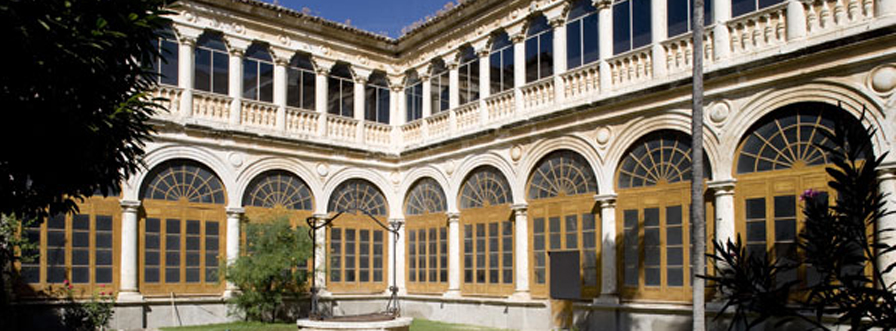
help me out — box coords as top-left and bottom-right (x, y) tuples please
(16, 0), (896, 330)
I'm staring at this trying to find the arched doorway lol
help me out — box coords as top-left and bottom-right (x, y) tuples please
(326, 179), (389, 293)
(404, 178), (448, 294)
(458, 166), (514, 296)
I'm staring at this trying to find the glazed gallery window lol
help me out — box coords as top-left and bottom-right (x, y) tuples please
(566, 0), (600, 70)
(365, 72), (390, 124)
(287, 54), (316, 110)
(734, 104), (868, 286)
(732, 0), (783, 18)
(151, 25), (179, 86)
(327, 179), (388, 292)
(489, 32), (515, 94)
(328, 63), (354, 117)
(459, 167), (514, 296)
(20, 196), (119, 295)
(430, 60), (450, 114)
(667, 0), (714, 37)
(242, 170), (313, 210)
(242, 43), (274, 103)
(527, 150), (599, 298)
(525, 15), (554, 83)
(613, 0), (652, 55)
(405, 178), (449, 293)
(406, 72), (423, 122)
(617, 131), (712, 301)
(458, 47), (480, 106)
(194, 32), (229, 95)
(140, 160), (226, 294)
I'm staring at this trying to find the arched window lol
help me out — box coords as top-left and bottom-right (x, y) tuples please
(140, 160), (227, 295)
(328, 63), (354, 117)
(489, 32), (514, 94)
(525, 15), (554, 83)
(526, 150), (600, 298)
(366, 71), (390, 124)
(287, 53), (316, 110)
(242, 43), (274, 103)
(616, 131), (712, 302)
(405, 178), (448, 293)
(566, 0), (600, 70)
(327, 179), (388, 293)
(194, 32), (229, 95)
(430, 59), (450, 114)
(668, 0), (713, 37)
(458, 46), (480, 106)
(459, 167), (513, 296)
(732, 0), (783, 18)
(734, 103), (869, 285)
(151, 24), (179, 86)
(613, 0), (652, 55)
(406, 71), (423, 122)
(243, 170), (313, 210)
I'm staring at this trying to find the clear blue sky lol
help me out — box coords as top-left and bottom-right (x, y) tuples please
(263, 0), (454, 38)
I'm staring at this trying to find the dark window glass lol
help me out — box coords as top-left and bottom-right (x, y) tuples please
(732, 0), (756, 17)
(525, 16), (554, 83)
(159, 38), (179, 86)
(613, 2), (632, 55)
(490, 33), (515, 94)
(668, 0), (714, 37)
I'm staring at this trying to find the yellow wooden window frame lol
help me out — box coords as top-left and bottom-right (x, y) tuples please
(405, 213), (449, 294)
(460, 204), (514, 297)
(326, 214), (389, 294)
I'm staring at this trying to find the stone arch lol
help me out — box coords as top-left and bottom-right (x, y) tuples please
(518, 135), (601, 201)
(125, 144), (234, 204)
(604, 113), (721, 193)
(235, 156), (321, 210)
(450, 151), (520, 206)
(322, 167), (398, 219)
(401, 165), (454, 213)
(722, 81), (891, 169)
(138, 158), (226, 205)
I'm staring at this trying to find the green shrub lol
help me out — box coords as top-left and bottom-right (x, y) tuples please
(225, 216), (312, 322)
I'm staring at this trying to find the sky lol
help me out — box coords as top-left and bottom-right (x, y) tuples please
(262, 0), (456, 38)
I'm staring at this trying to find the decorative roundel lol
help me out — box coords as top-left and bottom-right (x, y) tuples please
(405, 178), (447, 215)
(243, 170), (313, 210)
(142, 160), (225, 204)
(459, 167), (511, 209)
(328, 179), (388, 216)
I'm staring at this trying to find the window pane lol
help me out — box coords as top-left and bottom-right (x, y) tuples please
(540, 32), (554, 79)
(758, 0), (783, 10)
(503, 49), (514, 91)
(732, 0), (755, 17)
(632, 0), (653, 49)
(243, 60), (259, 100)
(668, 0), (689, 37)
(259, 62), (274, 102)
(194, 49), (211, 91)
(160, 40), (179, 86)
(567, 21), (582, 69)
(582, 14), (600, 65)
(303, 72), (316, 110)
(212, 52), (229, 95)
(525, 38), (539, 83)
(613, 3), (631, 54)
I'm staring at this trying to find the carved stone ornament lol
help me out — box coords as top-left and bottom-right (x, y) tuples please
(595, 126), (612, 145)
(278, 34), (289, 45)
(317, 163), (329, 177)
(709, 101), (731, 124)
(320, 45), (330, 56)
(510, 145), (523, 161)
(228, 152), (244, 168)
(233, 24), (244, 34)
(444, 160), (456, 176)
(390, 171), (401, 185)
(870, 64), (896, 94)
(184, 12), (196, 23)
(358, 55), (369, 66)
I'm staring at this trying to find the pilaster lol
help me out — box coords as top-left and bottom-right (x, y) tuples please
(223, 207), (244, 298)
(511, 33), (526, 114)
(651, 0), (668, 78)
(509, 204), (530, 300)
(271, 47), (293, 132)
(550, 17), (567, 105)
(176, 33), (198, 119)
(877, 166), (896, 288)
(477, 48), (491, 126)
(597, 0), (613, 92)
(227, 42), (248, 126)
(712, 0), (732, 60)
(707, 179), (736, 248)
(594, 194), (618, 302)
(118, 199), (143, 302)
(313, 60), (334, 137)
(444, 212), (462, 297)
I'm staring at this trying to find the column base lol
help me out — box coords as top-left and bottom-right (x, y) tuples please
(442, 289), (461, 298)
(593, 294), (619, 305)
(222, 288), (241, 300)
(508, 291), (531, 301)
(116, 290), (144, 303)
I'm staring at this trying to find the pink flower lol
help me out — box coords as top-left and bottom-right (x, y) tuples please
(100, 291), (106, 296)
(63, 279), (69, 285)
(800, 189), (820, 201)
(99, 284), (105, 288)
(67, 285), (73, 290)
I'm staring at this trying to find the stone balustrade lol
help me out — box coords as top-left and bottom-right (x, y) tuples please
(561, 62), (600, 101)
(364, 122), (392, 147)
(326, 115), (358, 143)
(285, 106), (319, 136)
(608, 46), (653, 89)
(662, 30), (714, 76)
(192, 90), (231, 123)
(401, 120), (424, 146)
(241, 100), (278, 129)
(152, 85), (182, 118)
(426, 111), (451, 139)
(454, 102), (480, 132)
(485, 89), (515, 122)
(804, 0), (874, 36)
(728, 3), (788, 56)
(520, 77), (555, 110)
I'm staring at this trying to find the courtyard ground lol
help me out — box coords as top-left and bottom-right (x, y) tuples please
(159, 318), (515, 331)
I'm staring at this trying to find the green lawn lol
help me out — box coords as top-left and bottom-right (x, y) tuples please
(160, 319), (514, 331)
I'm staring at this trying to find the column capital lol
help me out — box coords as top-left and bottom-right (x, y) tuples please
(270, 46), (295, 66)
(228, 47), (245, 57)
(511, 204), (528, 217)
(447, 212), (461, 222)
(178, 35), (197, 46)
(313, 58), (336, 75)
(510, 33), (526, 44)
(549, 17), (566, 28)
(476, 48), (490, 58)
(878, 163), (896, 179)
(707, 179), (737, 196)
(388, 217), (406, 225)
(226, 207), (245, 216)
(120, 199), (141, 211)
(593, 0), (613, 10)
(593, 193), (617, 208)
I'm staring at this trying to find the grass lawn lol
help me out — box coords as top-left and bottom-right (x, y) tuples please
(160, 318), (514, 331)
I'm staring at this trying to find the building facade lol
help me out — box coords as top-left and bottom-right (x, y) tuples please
(16, 0), (896, 330)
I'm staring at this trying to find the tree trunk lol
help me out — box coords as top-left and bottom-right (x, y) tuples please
(691, 0), (706, 330)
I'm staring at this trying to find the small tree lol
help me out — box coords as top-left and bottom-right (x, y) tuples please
(226, 216), (312, 322)
(706, 106), (896, 330)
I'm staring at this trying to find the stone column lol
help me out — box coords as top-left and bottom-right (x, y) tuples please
(786, 0), (807, 40)
(389, 218), (407, 295)
(118, 200), (142, 302)
(449, 60), (460, 110)
(878, 168), (896, 288)
(273, 56), (288, 131)
(314, 66), (330, 137)
(712, 0), (732, 61)
(651, 0), (667, 78)
(421, 73), (432, 137)
(312, 213), (329, 294)
(228, 46), (245, 126)
(477, 48), (491, 125)
(594, 194), (617, 302)
(512, 33), (526, 113)
(596, 0), (613, 91)
(390, 83), (403, 149)
(550, 16), (567, 105)
(444, 212), (462, 297)
(354, 76), (367, 143)
(708, 179), (736, 247)
(177, 36), (196, 118)
(223, 207), (244, 298)
(510, 204), (530, 300)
